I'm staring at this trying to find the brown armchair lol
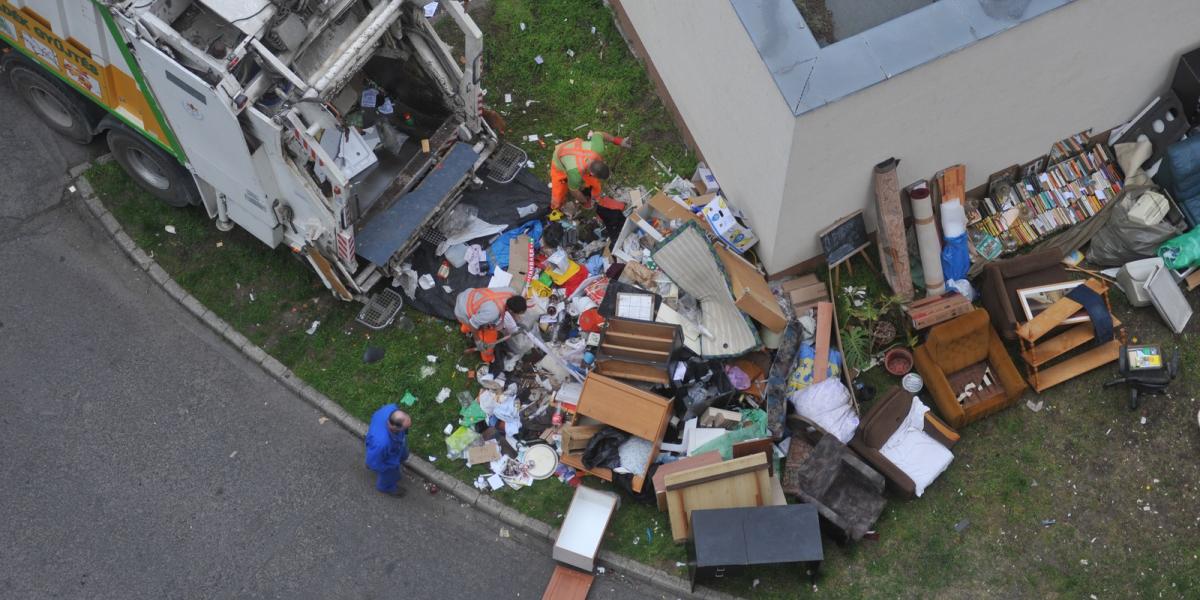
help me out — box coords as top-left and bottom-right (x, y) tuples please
(849, 387), (960, 497)
(979, 248), (1067, 341)
(913, 309), (1027, 428)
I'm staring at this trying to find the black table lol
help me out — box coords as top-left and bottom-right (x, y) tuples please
(687, 504), (823, 592)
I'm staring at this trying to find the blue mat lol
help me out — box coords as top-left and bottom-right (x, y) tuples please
(356, 142), (479, 266)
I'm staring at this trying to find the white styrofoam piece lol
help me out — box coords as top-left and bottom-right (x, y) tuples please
(553, 486), (619, 571)
(1144, 265), (1192, 334)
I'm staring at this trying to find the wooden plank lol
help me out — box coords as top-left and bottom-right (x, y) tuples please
(732, 437), (775, 476)
(938, 164), (966, 205)
(1021, 317), (1121, 367)
(653, 451), (723, 512)
(813, 302), (834, 383)
(305, 247), (353, 301)
(1016, 279), (1107, 343)
(593, 361), (669, 385)
(598, 342), (670, 361)
(543, 565), (594, 600)
(602, 331), (674, 350)
(663, 454), (768, 491)
(665, 459), (771, 542)
(1032, 340), (1121, 392)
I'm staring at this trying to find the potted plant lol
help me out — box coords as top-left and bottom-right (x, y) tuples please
(841, 287), (905, 373)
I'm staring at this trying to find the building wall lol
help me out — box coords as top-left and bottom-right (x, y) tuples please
(614, 0), (795, 269)
(774, 0), (1199, 272)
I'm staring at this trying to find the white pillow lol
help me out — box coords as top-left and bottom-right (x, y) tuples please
(788, 378), (859, 443)
(879, 397), (954, 497)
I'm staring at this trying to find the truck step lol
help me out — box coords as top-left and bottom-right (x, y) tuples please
(353, 263), (382, 289)
(483, 143), (527, 184)
(357, 288), (405, 330)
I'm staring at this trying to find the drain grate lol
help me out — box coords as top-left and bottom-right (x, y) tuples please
(485, 142), (527, 184)
(418, 226), (447, 246)
(356, 288), (405, 330)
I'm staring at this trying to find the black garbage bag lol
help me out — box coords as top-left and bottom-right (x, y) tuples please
(582, 427), (630, 470)
(1089, 186), (1185, 266)
(667, 347), (735, 422)
(613, 462), (659, 504)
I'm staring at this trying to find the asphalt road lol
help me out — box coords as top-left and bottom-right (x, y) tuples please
(0, 75), (670, 599)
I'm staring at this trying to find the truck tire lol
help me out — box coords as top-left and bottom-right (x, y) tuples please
(5, 58), (95, 144)
(107, 127), (197, 207)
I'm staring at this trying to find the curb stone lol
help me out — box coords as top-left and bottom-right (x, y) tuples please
(75, 166), (737, 600)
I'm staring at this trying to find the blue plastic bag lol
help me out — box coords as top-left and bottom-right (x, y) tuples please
(488, 220), (544, 269)
(941, 233), (970, 281)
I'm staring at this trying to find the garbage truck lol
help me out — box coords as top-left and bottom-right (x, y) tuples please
(0, 0), (521, 302)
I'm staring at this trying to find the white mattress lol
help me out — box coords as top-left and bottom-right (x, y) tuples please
(879, 396), (954, 497)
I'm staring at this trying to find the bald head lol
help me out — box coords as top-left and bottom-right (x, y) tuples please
(387, 409), (411, 432)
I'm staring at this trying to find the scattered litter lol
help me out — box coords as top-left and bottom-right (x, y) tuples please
(566, 49), (575, 58)
(68, 185), (76, 193)
(573, 123), (589, 131)
(569, 79), (574, 85)
(534, 55), (544, 65)
(418, 274), (435, 290)
(401, 391), (417, 406)
(590, 25), (596, 34)
(499, 528), (511, 538)
(1026, 400), (1044, 412)
(164, 225), (176, 234)
(305, 320), (320, 335)
(527, 134), (539, 142)
(675, 562), (686, 568)
(420, 365), (437, 379)
(442, 285), (453, 294)
(1041, 519), (1056, 527)
(519, 22), (525, 31)
(525, 100), (539, 107)
(525, 160), (535, 168)
(444, 423), (454, 435)
(954, 519), (970, 533)
(318, 416), (329, 425)
(426, 482), (439, 495)
(455, 364), (468, 373)
(216, 242), (224, 248)
(752, 579), (761, 589)
(427, 355), (439, 363)
(229, 451), (237, 458)
(428, 455), (437, 462)
(1080, 559), (1089, 566)
(436, 388), (451, 404)
(596, 567), (606, 575)
(1140, 416), (1147, 425)
(248, 293), (255, 302)
(422, 1), (437, 18)
(504, 93), (512, 104)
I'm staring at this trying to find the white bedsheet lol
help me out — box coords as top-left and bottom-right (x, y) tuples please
(788, 378), (859, 443)
(879, 396), (954, 497)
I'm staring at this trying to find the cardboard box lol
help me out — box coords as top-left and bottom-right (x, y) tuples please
(699, 407), (742, 429)
(907, 293), (973, 329)
(782, 274), (830, 315)
(553, 486), (619, 571)
(467, 440), (501, 465)
(701, 195), (758, 254)
(507, 234), (532, 294)
(561, 424), (602, 453)
(692, 162), (721, 195)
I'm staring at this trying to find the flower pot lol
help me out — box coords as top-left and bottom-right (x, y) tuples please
(884, 347), (914, 376)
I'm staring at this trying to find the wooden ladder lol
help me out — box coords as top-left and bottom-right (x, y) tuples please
(1016, 279), (1123, 393)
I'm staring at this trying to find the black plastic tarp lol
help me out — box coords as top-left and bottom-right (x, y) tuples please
(405, 169), (551, 320)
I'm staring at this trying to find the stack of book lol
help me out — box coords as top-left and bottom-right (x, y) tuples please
(969, 139), (1123, 249)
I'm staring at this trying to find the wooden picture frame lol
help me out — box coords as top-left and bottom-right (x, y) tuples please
(1016, 282), (1090, 324)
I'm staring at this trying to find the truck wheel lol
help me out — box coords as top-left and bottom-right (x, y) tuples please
(6, 59), (95, 144)
(107, 128), (197, 207)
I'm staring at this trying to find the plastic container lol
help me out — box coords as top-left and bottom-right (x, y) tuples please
(1117, 257), (1163, 307)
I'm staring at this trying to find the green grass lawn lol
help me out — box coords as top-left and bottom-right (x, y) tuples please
(85, 1), (1200, 597)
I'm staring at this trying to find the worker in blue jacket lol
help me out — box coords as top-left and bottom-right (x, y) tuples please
(365, 404), (411, 497)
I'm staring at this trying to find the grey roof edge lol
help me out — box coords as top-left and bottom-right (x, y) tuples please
(732, 0), (1078, 117)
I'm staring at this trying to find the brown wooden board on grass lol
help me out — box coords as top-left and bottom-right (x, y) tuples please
(652, 451), (723, 512)
(542, 566), (593, 600)
(715, 244), (789, 332)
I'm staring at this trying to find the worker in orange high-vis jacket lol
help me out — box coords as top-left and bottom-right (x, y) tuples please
(549, 131), (632, 244)
(453, 287), (527, 363)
